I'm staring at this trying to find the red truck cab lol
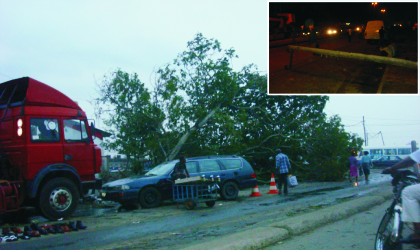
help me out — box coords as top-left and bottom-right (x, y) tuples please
(0, 77), (102, 220)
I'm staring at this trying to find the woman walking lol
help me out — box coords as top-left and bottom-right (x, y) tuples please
(349, 152), (359, 184)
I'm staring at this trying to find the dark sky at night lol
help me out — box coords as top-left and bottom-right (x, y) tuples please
(269, 2), (418, 26)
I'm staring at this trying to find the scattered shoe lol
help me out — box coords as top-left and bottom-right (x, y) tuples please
(30, 223), (42, 231)
(39, 227), (48, 235)
(24, 226), (40, 237)
(68, 221), (78, 231)
(53, 225), (64, 234)
(76, 220), (87, 230)
(2, 227), (11, 235)
(3, 235), (18, 242)
(59, 224), (72, 232)
(10, 227), (23, 234)
(18, 234), (30, 240)
(42, 225), (56, 234)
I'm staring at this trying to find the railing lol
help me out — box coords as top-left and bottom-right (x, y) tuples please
(286, 45), (418, 70)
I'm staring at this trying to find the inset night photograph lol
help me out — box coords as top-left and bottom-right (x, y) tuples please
(269, 2), (418, 94)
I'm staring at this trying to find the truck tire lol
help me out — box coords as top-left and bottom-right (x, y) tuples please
(220, 181), (239, 200)
(38, 178), (79, 220)
(138, 187), (162, 208)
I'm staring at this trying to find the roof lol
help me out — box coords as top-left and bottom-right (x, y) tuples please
(0, 77), (81, 110)
(188, 155), (241, 160)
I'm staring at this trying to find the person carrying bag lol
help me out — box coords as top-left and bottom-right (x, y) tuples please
(275, 149), (292, 195)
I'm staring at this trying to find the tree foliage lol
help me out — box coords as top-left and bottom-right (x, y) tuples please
(94, 33), (363, 181)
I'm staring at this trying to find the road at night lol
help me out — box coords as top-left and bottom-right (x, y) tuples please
(269, 34), (418, 94)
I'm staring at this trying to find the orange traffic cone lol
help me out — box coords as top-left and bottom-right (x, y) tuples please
(250, 185), (262, 197)
(267, 173), (279, 194)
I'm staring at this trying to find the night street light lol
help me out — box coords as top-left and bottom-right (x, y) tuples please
(372, 2), (378, 9)
(381, 9), (386, 14)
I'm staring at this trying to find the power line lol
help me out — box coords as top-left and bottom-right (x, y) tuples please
(0, 71), (12, 80)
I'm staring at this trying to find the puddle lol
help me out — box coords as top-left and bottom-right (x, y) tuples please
(335, 194), (359, 203)
(299, 186), (345, 194)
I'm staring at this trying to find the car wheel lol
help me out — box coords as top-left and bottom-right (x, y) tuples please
(38, 177), (79, 220)
(138, 187), (162, 208)
(221, 181), (239, 200)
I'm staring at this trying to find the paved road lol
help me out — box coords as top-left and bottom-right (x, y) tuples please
(0, 169), (393, 250)
(263, 197), (419, 250)
(264, 198), (390, 250)
(269, 34), (418, 94)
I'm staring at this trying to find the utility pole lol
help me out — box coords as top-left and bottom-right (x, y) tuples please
(363, 116), (367, 146)
(366, 133), (368, 146)
(380, 131), (385, 146)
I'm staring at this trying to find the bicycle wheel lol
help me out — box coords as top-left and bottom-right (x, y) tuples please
(374, 210), (402, 250)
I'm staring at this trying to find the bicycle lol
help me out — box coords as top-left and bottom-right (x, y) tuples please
(375, 169), (420, 250)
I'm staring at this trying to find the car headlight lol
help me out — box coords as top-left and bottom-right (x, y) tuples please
(110, 185), (130, 190)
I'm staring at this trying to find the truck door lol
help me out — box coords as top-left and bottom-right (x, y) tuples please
(27, 118), (63, 178)
(62, 119), (94, 177)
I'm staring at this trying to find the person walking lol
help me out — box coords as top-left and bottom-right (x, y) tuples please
(275, 149), (291, 195)
(379, 26), (385, 48)
(308, 26), (319, 55)
(348, 152), (359, 184)
(348, 28), (352, 42)
(360, 151), (372, 183)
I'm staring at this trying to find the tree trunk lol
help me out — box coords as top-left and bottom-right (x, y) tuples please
(167, 103), (222, 161)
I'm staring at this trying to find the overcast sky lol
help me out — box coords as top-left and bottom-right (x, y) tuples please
(1, 1), (419, 151)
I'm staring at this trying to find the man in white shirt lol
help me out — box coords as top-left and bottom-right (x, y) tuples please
(385, 149), (420, 238)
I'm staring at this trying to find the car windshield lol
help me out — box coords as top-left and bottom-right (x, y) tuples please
(145, 161), (176, 176)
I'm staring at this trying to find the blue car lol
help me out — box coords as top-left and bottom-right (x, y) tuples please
(372, 155), (403, 168)
(100, 155), (258, 208)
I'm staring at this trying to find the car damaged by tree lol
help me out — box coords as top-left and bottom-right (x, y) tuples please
(100, 155), (258, 209)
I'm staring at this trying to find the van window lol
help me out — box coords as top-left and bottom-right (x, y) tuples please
(199, 160), (221, 172)
(186, 162), (198, 174)
(384, 149), (397, 155)
(219, 159), (242, 170)
(64, 119), (89, 141)
(30, 118), (60, 142)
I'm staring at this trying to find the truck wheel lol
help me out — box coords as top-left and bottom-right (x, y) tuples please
(138, 187), (161, 208)
(38, 178), (79, 220)
(221, 182), (239, 200)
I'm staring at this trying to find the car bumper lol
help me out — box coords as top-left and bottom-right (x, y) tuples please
(239, 179), (258, 190)
(99, 189), (139, 204)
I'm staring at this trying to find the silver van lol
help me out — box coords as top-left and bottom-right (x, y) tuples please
(364, 20), (384, 44)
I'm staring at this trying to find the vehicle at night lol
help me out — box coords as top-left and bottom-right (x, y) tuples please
(0, 77), (102, 220)
(326, 28), (338, 35)
(100, 155), (258, 208)
(269, 13), (296, 41)
(365, 20), (385, 44)
(372, 155), (403, 168)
